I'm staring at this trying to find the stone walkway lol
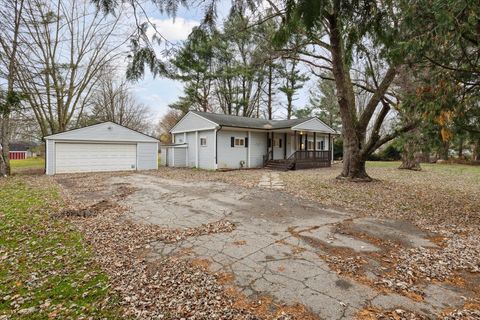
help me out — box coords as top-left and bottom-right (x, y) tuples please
(258, 171), (285, 189)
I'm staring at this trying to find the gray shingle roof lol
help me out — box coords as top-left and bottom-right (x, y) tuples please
(191, 111), (315, 130)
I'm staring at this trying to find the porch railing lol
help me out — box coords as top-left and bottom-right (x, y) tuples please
(289, 150), (331, 161)
(287, 150), (331, 169)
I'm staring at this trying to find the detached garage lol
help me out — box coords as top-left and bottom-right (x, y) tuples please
(45, 122), (159, 175)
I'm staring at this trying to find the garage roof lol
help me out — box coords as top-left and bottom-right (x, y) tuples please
(44, 122), (159, 142)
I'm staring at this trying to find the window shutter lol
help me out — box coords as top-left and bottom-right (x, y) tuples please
(279, 139), (282, 148)
(268, 138), (271, 148)
(245, 137), (248, 148)
(231, 137), (235, 147)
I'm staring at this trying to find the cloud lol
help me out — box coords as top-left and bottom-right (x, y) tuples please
(147, 17), (199, 42)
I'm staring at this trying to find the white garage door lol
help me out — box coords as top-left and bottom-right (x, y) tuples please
(55, 143), (137, 174)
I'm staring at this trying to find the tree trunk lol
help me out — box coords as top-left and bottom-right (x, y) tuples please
(399, 138), (421, 171)
(473, 139), (480, 162)
(440, 140), (449, 160)
(267, 64), (273, 120)
(458, 137), (464, 159)
(0, 111), (12, 177)
(339, 132), (371, 181)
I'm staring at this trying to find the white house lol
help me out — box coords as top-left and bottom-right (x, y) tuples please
(45, 122), (159, 175)
(162, 111), (338, 171)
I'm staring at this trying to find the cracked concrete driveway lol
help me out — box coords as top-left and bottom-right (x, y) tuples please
(105, 173), (468, 319)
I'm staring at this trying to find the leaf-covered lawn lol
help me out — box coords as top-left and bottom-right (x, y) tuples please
(0, 178), (123, 319)
(281, 162), (480, 229)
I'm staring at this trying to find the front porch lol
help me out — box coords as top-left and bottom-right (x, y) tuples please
(263, 130), (334, 171)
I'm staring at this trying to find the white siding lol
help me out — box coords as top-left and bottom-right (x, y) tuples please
(45, 122), (157, 142)
(217, 130), (248, 169)
(186, 132), (196, 167)
(292, 118), (336, 134)
(174, 133), (186, 144)
(173, 148), (187, 167)
(171, 112), (217, 133)
(198, 130), (215, 169)
(46, 140), (55, 175)
(249, 131), (267, 168)
(137, 142), (158, 170)
(159, 147), (167, 166)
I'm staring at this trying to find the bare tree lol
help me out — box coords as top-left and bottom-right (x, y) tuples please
(14, 0), (129, 137)
(88, 71), (152, 132)
(156, 109), (182, 143)
(0, 0), (24, 177)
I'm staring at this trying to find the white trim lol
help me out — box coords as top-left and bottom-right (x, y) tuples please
(136, 143), (139, 170)
(45, 141), (49, 174)
(195, 131), (199, 168)
(213, 129), (217, 169)
(247, 131), (251, 168)
(291, 118), (337, 134)
(155, 143), (159, 169)
(170, 111), (218, 134)
(44, 121), (158, 142)
(233, 137), (245, 147)
(172, 148), (175, 167)
(171, 126), (218, 134)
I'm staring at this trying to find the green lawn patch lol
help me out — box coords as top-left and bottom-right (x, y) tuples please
(0, 178), (123, 319)
(10, 158), (45, 174)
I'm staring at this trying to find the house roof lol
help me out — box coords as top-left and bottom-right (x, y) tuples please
(9, 141), (38, 151)
(190, 111), (337, 133)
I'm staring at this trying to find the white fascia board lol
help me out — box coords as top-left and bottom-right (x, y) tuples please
(170, 111), (219, 133)
(291, 118), (337, 134)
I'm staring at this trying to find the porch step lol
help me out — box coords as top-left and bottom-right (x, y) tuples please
(265, 160), (295, 171)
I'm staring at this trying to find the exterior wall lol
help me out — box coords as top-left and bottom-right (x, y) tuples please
(137, 142), (158, 170)
(173, 148), (187, 167)
(173, 133), (186, 144)
(198, 130), (215, 169)
(46, 140), (55, 175)
(171, 112), (217, 133)
(186, 132), (196, 167)
(217, 130), (248, 169)
(249, 131), (267, 168)
(159, 147), (167, 166)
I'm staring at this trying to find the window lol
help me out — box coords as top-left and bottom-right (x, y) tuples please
(231, 136), (248, 148)
(308, 141), (314, 150)
(318, 140), (325, 150)
(235, 138), (244, 146)
(200, 138), (207, 146)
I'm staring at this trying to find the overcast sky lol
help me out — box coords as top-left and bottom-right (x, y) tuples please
(130, 1), (313, 122)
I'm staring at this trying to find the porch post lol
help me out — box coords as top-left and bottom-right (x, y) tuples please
(314, 132), (317, 152)
(294, 131), (297, 151)
(284, 132), (287, 159)
(328, 133), (332, 163)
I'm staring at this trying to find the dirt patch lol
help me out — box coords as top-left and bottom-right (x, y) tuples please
(56, 200), (120, 218)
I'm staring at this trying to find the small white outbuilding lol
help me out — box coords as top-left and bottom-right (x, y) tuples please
(44, 122), (159, 175)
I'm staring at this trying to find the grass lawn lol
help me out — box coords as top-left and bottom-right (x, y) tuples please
(280, 161), (480, 228)
(367, 160), (480, 174)
(0, 178), (123, 319)
(10, 157), (45, 174)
